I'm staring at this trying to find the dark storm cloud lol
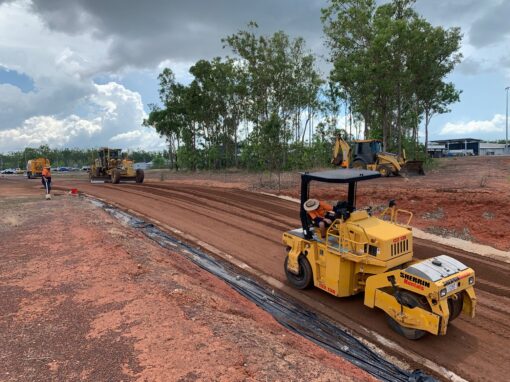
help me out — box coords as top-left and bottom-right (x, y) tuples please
(414, 0), (484, 26)
(25, 0), (510, 78)
(30, 0), (325, 70)
(415, 0), (510, 49)
(468, 0), (510, 48)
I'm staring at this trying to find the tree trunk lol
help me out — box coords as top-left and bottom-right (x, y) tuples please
(424, 109), (430, 155)
(168, 140), (173, 169)
(397, 82), (402, 156)
(234, 123), (238, 168)
(363, 107), (369, 139)
(382, 106), (388, 151)
(301, 108), (311, 143)
(349, 106), (353, 139)
(175, 133), (180, 172)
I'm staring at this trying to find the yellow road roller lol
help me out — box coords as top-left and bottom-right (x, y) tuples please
(282, 169), (476, 339)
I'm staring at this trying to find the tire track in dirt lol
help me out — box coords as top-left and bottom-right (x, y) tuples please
(97, 184), (287, 245)
(132, 183), (298, 226)
(50, 179), (510, 382)
(123, 184), (294, 234)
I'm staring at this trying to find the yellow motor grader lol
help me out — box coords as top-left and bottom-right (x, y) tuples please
(282, 169), (476, 339)
(89, 147), (144, 184)
(26, 157), (50, 179)
(332, 137), (425, 176)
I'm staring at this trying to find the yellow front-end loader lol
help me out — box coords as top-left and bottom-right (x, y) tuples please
(282, 169), (475, 339)
(332, 137), (425, 176)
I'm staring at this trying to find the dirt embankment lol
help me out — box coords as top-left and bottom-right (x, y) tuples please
(132, 156), (510, 251)
(264, 156), (510, 251)
(0, 190), (373, 382)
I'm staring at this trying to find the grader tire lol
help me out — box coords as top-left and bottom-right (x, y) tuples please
(135, 169), (144, 183)
(111, 169), (121, 184)
(284, 255), (313, 290)
(386, 290), (430, 340)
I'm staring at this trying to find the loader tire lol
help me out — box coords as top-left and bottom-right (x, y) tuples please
(111, 169), (121, 184)
(377, 164), (391, 177)
(135, 169), (144, 183)
(386, 290), (430, 340)
(284, 255), (313, 290)
(352, 160), (366, 170)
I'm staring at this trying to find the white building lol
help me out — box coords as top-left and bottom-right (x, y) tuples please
(479, 143), (508, 156)
(428, 139), (509, 156)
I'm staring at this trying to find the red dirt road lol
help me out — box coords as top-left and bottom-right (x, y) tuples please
(24, 175), (507, 382)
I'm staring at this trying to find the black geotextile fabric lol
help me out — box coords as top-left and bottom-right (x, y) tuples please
(96, 200), (436, 382)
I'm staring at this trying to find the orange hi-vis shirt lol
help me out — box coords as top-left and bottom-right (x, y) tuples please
(308, 201), (333, 220)
(42, 168), (51, 178)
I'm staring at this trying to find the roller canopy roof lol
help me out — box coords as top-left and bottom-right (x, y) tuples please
(301, 169), (381, 183)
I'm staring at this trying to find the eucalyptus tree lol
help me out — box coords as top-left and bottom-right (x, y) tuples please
(144, 68), (187, 170)
(322, 0), (462, 154)
(407, 20), (462, 153)
(223, 22), (322, 171)
(189, 58), (248, 168)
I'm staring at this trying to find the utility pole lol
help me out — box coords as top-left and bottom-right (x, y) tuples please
(506, 86), (509, 153)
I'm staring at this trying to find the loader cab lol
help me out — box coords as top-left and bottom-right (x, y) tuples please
(300, 169), (381, 240)
(353, 140), (383, 164)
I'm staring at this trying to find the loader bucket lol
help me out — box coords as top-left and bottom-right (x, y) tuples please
(401, 160), (425, 176)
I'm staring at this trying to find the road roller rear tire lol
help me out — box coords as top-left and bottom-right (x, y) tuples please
(284, 255), (313, 290)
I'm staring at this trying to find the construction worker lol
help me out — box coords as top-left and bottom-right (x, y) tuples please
(303, 198), (336, 237)
(41, 166), (52, 198)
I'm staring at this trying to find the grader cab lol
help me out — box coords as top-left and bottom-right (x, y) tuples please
(282, 169), (476, 339)
(90, 148), (144, 184)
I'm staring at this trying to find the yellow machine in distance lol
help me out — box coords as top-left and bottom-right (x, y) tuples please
(282, 169), (475, 339)
(90, 148), (144, 184)
(26, 158), (50, 179)
(332, 136), (425, 176)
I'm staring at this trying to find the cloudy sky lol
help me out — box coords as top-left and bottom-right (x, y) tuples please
(0, 0), (509, 153)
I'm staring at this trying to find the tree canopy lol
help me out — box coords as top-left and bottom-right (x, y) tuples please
(144, 23), (324, 174)
(322, 0), (462, 155)
(143, 1), (462, 172)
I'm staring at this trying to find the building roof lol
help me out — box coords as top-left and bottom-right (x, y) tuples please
(430, 138), (482, 144)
